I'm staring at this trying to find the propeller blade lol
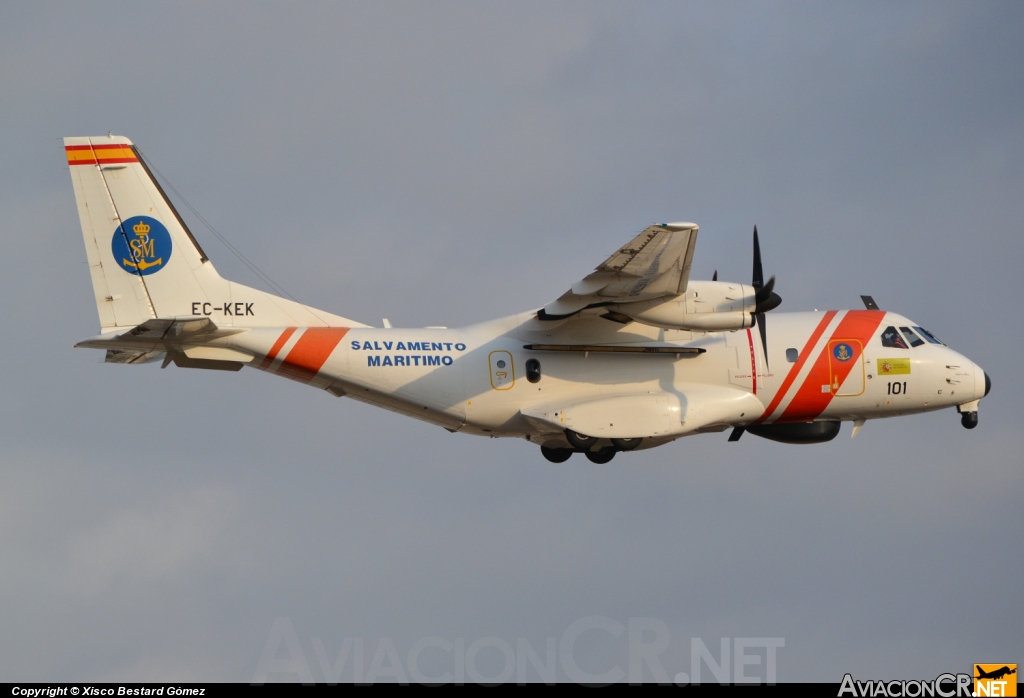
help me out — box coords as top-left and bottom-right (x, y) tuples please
(752, 226), (763, 291)
(755, 311), (769, 370)
(751, 228), (782, 313)
(750, 225), (778, 367)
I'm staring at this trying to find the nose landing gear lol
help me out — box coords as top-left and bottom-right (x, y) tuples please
(957, 398), (982, 430)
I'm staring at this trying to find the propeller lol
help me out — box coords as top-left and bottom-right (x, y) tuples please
(751, 226), (782, 368)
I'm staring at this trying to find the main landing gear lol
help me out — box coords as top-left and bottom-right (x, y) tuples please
(539, 431), (643, 463)
(540, 446), (573, 463)
(585, 448), (616, 464)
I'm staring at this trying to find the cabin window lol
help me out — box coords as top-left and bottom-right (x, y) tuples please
(880, 326), (909, 349)
(525, 358), (542, 383)
(914, 326), (944, 345)
(899, 326), (925, 347)
(786, 348), (799, 362)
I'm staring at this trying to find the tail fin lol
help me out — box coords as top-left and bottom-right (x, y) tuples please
(65, 135), (364, 331)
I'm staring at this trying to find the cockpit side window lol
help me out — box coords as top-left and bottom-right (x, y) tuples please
(913, 326), (943, 345)
(899, 326), (925, 347)
(880, 326), (909, 349)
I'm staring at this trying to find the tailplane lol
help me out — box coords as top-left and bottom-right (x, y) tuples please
(64, 135), (364, 332)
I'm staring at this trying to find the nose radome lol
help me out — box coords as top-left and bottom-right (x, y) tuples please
(984, 370), (991, 397)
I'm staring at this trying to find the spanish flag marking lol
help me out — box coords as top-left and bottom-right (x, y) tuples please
(65, 144), (138, 166)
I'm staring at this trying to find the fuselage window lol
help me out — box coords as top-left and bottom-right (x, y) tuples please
(913, 326), (944, 345)
(899, 326), (925, 347)
(525, 358), (542, 383)
(785, 348), (799, 362)
(880, 326), (909, 349)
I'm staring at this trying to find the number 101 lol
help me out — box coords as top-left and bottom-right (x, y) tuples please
(887, 381), (908, 395)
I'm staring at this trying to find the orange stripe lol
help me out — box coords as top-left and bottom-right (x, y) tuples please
(276, 328), (349, 383)
(256, 327), (297, 371)
(757, 311), (837, 422)
(65, 144), (138, 165)
(777, 310), (885, 423)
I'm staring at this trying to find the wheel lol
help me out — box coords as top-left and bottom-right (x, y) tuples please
(611, 437), (642, 451)
(565, 429), (598, 450)
(541, 446), (573, 463)
(585, 448), (616, 464)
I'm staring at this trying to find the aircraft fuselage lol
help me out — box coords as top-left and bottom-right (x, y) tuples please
(223, 308), (986, 450)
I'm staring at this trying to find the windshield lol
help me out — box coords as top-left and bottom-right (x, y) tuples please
(899, 326), (925, 347)
(913, 326), (943, 345)
(880, 326), (909, 349)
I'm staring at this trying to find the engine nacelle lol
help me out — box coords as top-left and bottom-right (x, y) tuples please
(611, 280), (756, 331)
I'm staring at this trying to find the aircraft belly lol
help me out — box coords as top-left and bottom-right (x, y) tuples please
(521, 385), (763, 439)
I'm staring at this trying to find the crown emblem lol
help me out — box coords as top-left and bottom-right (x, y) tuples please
(133, 220), (151, 236)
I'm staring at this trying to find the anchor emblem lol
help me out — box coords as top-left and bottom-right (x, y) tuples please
(833, 342), (853, 362)
(112, 216), (171, 276)
(122, 220), (163, 271)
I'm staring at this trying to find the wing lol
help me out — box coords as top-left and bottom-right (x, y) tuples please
(539, 223), (699, 319)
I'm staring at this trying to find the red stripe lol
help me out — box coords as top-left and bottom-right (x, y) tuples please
(757, 311), (837, 422)
(65, 144), (138, 165)
(746, 328), (757, 395)
(777, 310), (885, 423)
(276, 328), (349, 383)
(256, 327), (297, 371)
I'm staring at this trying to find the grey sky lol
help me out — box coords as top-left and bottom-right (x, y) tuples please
(1, 1), (1021, 682)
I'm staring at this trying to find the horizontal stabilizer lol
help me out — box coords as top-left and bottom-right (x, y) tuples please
(77, 317), (251, 367)
(104, 349), (164, 365)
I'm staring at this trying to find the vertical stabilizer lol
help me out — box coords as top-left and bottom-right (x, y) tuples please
(64, 135), (365, 331)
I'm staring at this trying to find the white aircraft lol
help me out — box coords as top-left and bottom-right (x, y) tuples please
(66, 135), (990, 463)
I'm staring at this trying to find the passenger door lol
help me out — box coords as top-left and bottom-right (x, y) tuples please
(828, 339), (865, 396)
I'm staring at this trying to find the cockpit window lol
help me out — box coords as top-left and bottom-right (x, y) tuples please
(899, 326), (925, 347)
(880, 326), (909, 348)
(913, 326), (943, 345)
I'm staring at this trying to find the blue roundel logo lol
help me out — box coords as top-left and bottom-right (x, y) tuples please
(833, 343), (854, 362)
(112, 216), (172, 276)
